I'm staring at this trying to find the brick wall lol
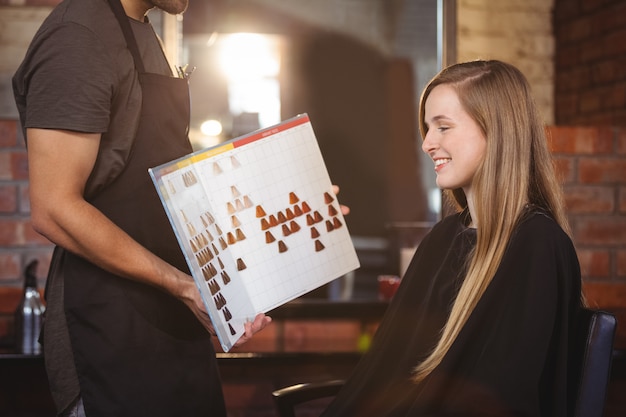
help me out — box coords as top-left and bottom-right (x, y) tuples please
(0, 120), (52, 286)
(444, 0), (626, 344)
(551, 126), (626, 279)
(0, 119), (51, 346)
(549, 126), (626, 348)
(457, 0), (556, 124)
(554, 0), (626, 125)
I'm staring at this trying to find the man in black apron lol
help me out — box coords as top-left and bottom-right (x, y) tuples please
(13, 0), (270, 415)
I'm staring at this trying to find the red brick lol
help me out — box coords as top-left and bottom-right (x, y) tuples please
(19, 183), (30, 214)
(0, 185), (18, 213)
(283, 320), (360, 352)
(0, 219), (51, 246)
(592, 2), (626, 34)
(0, 120), (17, 148)
(580, 113), (616, 125)
(554, 95), (579, 121)
(0, 253), (21, 281)
(559, 66), (591, 92)
(580, 90), (602, 113)
(563, 185), (615, 213)
(557, 18), (591, 43)
(581, 287), (626, 346)
(580, 38), (605, 63)
(11, 150), (29, 181)
(603, 27), (626, 57)
(0, 220), (19, 246)
(552, 156), (575, 184)
(555, 45), (580, 69)
(581, 0), (612, 14)
(578, 157), (626, 183)
(618, 128), (626, 155)
(222, 382), (275, 410)
(577, 249), (611, 278)
(554, 0), (580, 23)
(618, 250), (626, 277)
(605, 82), (626, 111)
(0, 287), (22, 314)
(547, 126), (613, 154)
(15, 132), (25, 150)
(611, 108), (626, 125)
(24, 220), (52, 246)
(575, 216), (626, 245)
(620, 187), (626, 213)
(557, 67), (592, 92)
(0, 316), (12, 343)
(0, 152), (10, 180)
(583, 281), (626, 309)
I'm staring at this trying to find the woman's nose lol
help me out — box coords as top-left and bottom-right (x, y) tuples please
(421, 131), (436, 154)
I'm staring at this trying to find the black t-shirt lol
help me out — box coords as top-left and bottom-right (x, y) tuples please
(322, 210), (582, 416)
(13, 0), (171, 198)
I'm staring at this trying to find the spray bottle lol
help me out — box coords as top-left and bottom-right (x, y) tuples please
(14, 260), (45, 354)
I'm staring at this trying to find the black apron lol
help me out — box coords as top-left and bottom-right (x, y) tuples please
(60, 1), (227, 415)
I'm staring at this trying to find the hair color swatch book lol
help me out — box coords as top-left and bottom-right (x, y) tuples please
(149, 114), (360, 351)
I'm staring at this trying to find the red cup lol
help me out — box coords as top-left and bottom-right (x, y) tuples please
(377, 275), (401, 301)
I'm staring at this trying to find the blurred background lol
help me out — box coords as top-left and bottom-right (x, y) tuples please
(1, 1), (625, 415)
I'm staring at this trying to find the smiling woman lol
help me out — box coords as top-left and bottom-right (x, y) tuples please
(422, 84), (487, 209)
(317, 59), (584, 416)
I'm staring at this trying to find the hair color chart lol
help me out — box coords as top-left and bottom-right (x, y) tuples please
(149, 114), (360, 351)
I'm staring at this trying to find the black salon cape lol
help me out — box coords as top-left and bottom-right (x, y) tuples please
(321, 211), (581, 416)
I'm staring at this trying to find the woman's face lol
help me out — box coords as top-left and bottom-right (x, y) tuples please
(421, 84), (487, 198)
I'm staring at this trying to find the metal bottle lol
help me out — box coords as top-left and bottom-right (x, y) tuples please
(14, 260), (45, 355)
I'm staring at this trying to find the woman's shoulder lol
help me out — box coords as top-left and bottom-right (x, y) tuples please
(510, 208), (577, 259)
(517, 208), (569, 238)
(419, 212), (464, 242)
(433, 211), (467, 232)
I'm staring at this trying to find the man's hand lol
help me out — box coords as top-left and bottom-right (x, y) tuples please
(178, 275), (271, 342)
(177, 276), (218, 335)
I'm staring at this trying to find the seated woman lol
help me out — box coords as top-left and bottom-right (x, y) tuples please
(320, 60), (582, 416)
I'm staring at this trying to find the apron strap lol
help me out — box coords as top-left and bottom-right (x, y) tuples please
(107, 0), (146, 73)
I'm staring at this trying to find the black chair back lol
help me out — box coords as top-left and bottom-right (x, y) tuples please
(570, 308), (617, 417)
(272, 379), (344, 417)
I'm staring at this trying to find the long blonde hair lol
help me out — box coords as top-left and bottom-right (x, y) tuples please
(412, 60), (570, 383)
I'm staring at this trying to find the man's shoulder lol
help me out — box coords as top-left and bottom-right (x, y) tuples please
(36, 0), (123, 49)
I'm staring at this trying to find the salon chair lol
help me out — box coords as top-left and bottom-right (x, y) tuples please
(272, 308), (617, 417)
(570, 308), (617, 417)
